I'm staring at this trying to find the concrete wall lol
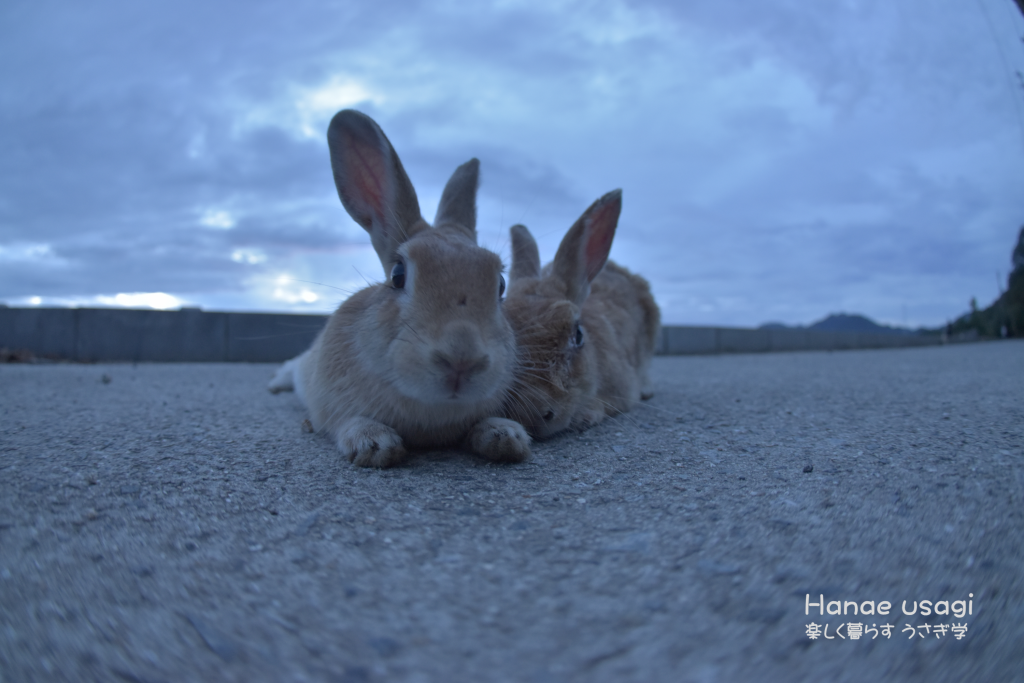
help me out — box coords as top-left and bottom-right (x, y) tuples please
(0, 307), (327, 363)
(654, 324), (942, 355)
(1, 307), (942, 362)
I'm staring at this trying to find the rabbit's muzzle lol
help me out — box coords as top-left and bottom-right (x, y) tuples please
(428, 321), (493, 397)
(431, 350), (491, 396)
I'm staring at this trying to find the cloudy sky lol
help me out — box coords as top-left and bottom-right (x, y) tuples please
(2, 0), (1023, 328)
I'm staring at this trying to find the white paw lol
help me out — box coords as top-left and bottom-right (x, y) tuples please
(337, 418), (406, 468)
(466, 417), (531, 463)
(572, 408), (607, 431)
(267, 362), (295, 394)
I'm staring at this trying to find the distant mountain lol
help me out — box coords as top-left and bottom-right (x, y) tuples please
(809, 313), (916, 334)
(759, 313), (917, 335)
(761, 227), (1024, 340)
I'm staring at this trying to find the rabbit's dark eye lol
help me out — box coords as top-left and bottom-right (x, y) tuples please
(572, 323), (584, 348)
(391, 262), (405, 289)
(499, 274), (506, 299)
(542, 410), (555, 421)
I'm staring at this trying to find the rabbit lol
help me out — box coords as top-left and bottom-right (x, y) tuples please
(502, 189), (660, 439)
(268, 109), (530, 468)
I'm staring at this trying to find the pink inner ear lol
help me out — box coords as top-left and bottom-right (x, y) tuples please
(583, 201), (617, 282)
(345, 135), (390, 229)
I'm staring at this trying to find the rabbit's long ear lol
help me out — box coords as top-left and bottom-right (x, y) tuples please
(551, 190), (621, 307)
(510, 224), (541, 282)
(327, 110), (427, 271)
(434, 158), (479, 240)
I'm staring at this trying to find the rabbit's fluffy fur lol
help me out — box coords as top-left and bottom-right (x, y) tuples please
(503, 190), (660, 439)
(269, 110), (530, 467)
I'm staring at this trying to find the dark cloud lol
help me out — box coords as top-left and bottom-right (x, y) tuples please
(1, 0), (1022, 324)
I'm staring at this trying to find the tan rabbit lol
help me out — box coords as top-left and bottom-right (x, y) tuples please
(502, 190), (660, 439)
(268, 109), (530, 467)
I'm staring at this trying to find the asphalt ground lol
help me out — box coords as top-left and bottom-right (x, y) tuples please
(1, 340), (1022, 682)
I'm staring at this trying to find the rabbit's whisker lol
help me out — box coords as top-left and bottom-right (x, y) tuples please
(275, 277), (358, 296)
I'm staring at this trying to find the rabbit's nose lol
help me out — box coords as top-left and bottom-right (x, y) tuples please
(431, 351), (491, 395)
(433, 321), (492, 394)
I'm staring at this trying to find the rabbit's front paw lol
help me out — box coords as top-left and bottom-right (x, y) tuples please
(268, 368), (294, 394)
(337, 417), (407, 468)
(571, 407), (607, 432)
(466, 417), (531, 463)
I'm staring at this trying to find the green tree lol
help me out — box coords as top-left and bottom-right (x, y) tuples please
(948, 226), (1024, 337)
(1005, 226), (1024, 336)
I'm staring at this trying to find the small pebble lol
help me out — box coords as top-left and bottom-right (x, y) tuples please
(803, 465), (814, 473)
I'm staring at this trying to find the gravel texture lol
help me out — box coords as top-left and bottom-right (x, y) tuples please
(1, 341), (1022, 682)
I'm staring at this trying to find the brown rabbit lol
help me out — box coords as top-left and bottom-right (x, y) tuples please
(502, 190), (660, 439)
(269, 109), (530, 467)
